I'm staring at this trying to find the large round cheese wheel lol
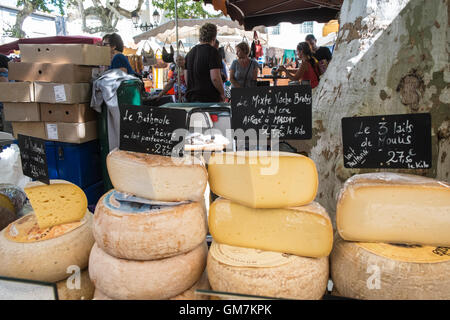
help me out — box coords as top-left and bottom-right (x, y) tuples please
(93, 271), (210, 300)
(89, 241), (207, 300)
(207, 242), (329, 300)
(107, 149), (208, 202)
(57, 269), (94, 300)
(0, 211), (94, 282)
(331, 237), (450, 299)
(93, 190), (207, 260)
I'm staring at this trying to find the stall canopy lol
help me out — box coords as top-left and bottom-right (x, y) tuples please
(194, 0), (343, 30)
(133, 18), (266, 44)
(0, 36), (102, 55)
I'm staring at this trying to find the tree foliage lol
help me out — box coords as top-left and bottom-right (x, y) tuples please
(153, 0), (222, 19)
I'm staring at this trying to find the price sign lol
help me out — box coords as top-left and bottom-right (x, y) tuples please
(231, 86), (312, 139)
(17, 134), (49, 184)
(342, 113), (432, 169)
(119, 105), (187, 157)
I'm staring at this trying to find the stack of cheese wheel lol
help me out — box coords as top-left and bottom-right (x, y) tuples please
(0, 180), (95, 300)
(206, 151), (333, 300)
(332, 172), (450, 299)
(89, 149), (210, 300)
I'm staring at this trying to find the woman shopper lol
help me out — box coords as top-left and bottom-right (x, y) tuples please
(156, 54), (187, 103)
(103, 33), (135, 75)
(184, 23), (225, 102)
(278, 42), (321, 89)
(229, 42), (259, 88)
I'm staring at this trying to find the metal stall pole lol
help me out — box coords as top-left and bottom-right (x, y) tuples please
(175, 0), (181, 102)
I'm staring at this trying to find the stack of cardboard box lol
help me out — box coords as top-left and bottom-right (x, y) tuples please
(1, 43), (110, 144)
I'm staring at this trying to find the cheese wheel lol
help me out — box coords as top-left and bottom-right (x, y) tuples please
(107, 149), (208, 202)
(207, 242), (329, 300)
(337, 172), (450, 246)
(89, 242), (208, 300)
(93, 190), (207, 260)
(331, 237), (450, 300)
(57, 269), (94, 300)
(93, 271), (211, 300)
(0, 211), (94, 282)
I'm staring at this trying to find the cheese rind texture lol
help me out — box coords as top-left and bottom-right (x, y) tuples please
(207, 151), (318, 208)
(0, 212), (94, 282)
(93, 190), (207, 260)
(331, 237), (450, 300)
(337, 172), (450, 246)
(209, 199), (333, 257)
(24, 182), (88, 229)
(89, 242), (207, 300)
(207, 242), (328, 300)
(107, 149), (208, 202)
(57, 269), (95, 300)
(93, 271), (211, 300)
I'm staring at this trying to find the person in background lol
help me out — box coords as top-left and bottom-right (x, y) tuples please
(305, 34), (332, 74)
(102, 33), (135, 75)
(0, 54), (9, 82)
(278, 42), (321, 89)
(229, 42), (259, 88)
(214, 40), (228, 82)
(184, 23), (224, 102)
(156, 54), (187, 103)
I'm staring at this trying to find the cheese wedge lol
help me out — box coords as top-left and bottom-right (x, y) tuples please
(209, 198), (333, 258)
(207, 151), (318, 208)
(337, 173), (450, 246)
(24, 181), (88, 229)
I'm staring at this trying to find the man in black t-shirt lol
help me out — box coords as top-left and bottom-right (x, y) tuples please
(305, 34), (332, 74)
(184, 23), (225, 102)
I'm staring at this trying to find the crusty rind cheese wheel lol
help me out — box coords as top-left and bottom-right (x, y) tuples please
(331, 237), (450, 300)
(207, 243), (329, 300)
(0, 212), (94, 283)
(93, 190), (207, 260)
(89, 241), (208, 300)
(93, 271), (211, 300)
(57, 269), (95, 300)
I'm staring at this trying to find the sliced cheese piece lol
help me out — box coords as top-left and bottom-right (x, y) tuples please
(107, 149), (208, 202)
(57, 269), (95, 300)
(93, 190), (207, 260)
(209, 198), (333, 258)
(207, 242), (328, 300)
(93, 271), (211, 300)
(89, 242), (207, 300)
(207, 151), (318, 208)
(24, 180), (88, 229)
(0, 211), (94, 282)
(337, 172), (450, 246)
(331, 237), (450, 300)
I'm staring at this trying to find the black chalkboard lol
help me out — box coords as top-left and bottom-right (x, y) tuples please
(119, 105), (187, 157)
(231, 86), (312, 140)
(342, 113), (432, 169)
(17, 134), (49, 184)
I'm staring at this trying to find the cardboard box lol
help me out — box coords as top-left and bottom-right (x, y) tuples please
(40, 103), (97, 123)
(8, 62), (94, 83)
(45, 121), (97, 144)
(19, 44), (111, 66)
(12, 122), (46, 140)
(34, 82), (91, 104)
(0, 82), (34, 102)
(3, 103), (41, 121)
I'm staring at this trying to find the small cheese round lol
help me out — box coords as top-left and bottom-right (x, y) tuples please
(331, 237), (450, 300)
(0, 212), (94, 282)
(89, 241), (207, 300)
(207, 242), (328, 300)
(93, 271), (210, 300)
(57, 269), (95, 300)
(93, 190), (207, 260)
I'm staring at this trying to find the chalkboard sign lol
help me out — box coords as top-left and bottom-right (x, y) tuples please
(17, 134), (49, 184)
(119, 105), (187, 157)
(342, 113), (432, 169)
(231, 86), (312, 139)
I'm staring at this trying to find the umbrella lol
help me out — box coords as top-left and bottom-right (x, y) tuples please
(194, 0), (343, 30)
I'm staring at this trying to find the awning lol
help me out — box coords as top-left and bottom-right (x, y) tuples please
(133, 18), (266, 44)
(194, 0), (343, 30)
